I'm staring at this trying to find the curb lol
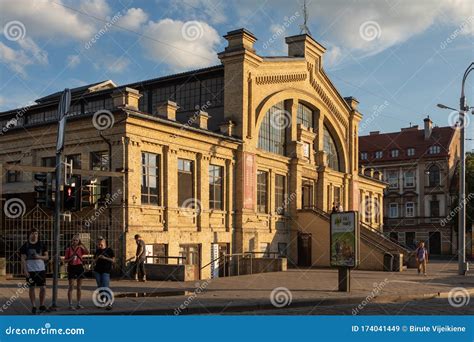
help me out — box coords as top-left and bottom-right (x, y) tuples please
(68, 287), (474, 315)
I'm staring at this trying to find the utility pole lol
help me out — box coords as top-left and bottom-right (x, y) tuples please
(51, 89), (71, 309)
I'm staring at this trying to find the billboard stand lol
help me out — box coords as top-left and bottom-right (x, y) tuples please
(330, 211), (359, 293)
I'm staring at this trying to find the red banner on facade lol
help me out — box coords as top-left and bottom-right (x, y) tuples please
(243, 152), (255, 210)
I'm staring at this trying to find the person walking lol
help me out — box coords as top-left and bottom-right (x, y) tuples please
(20, 228), (48, 314)
(134, 234), (147, 282)
(64, 235), (89, 310)
(93, 238), (115, 310)
(415, 241), (429, 276)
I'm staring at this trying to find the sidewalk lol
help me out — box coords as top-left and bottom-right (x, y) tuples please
(0, 260), (472, 315)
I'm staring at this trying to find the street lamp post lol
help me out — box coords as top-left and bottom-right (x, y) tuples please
(437, 62), (474, 276)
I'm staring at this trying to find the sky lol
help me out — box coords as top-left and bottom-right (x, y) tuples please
(0, 0), (473, 149)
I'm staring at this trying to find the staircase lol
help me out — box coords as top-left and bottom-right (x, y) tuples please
(297, 207), (414, 271)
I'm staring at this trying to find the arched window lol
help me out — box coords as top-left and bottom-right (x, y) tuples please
(297, 103), (313, 128)
(323, 125), (341, 171)
(258, 102), (287, 155)
(428, 165), (440, 186)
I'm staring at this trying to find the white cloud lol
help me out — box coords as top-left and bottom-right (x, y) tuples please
(119, 8), (148, 30)
(234, 0), (474, 65)
(141, 19), (221, 71)
(79, 0), (111, 19)
(0, 38), (48, 77)
(106, 56), (130, 73)
(164, 0), (227, 25)
(0, 0), (99, 40)
(67, 54), (81, 68)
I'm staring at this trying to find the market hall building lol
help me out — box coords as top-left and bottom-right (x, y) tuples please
(0, 29), (406, 279)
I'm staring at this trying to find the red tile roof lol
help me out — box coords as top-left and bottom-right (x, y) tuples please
(359, 126), (456, 163)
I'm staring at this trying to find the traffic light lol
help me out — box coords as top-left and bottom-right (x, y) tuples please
(34, 173), (53, 208)
(80, 178), (93, 209)
(63, 175), (80, 211)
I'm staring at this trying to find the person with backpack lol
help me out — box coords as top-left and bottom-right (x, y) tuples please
(415, 241), (429, 276)
(20, 228), (48, 314)
(93, 238), (115, 310)
(64, 235), (89, 310)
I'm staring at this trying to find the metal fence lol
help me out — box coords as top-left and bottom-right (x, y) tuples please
(2, 205), (117, 276)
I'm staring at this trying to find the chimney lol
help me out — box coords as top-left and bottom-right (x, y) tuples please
(221, 28), (257, 54)
(111, 87), (141, 110)
(344, 96), (359, 111)
(424, 116), (432, 140)
(196, 111), (210, 130)
(369, 131), (380, 135)
(156, 101), (179, 121)
(285, 34), (326, 60)
(219, 120), (235, 136)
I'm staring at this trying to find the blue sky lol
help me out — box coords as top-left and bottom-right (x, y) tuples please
(0, 0), (473, 149)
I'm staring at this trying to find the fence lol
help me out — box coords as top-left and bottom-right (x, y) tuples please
(2, 205), (118, 276)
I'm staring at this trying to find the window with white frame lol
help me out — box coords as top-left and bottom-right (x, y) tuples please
(389, 203), (398, 218)
(387, 170), (399, 189)
(375, 151), (383, 159)
(404, 170), (415, 187)
(405, 202), (415, 217)
(390, 149), (399, 158)
(407, 147), (415, 156)
(428, 145), (441, 154)
(360, 152), (368, 160)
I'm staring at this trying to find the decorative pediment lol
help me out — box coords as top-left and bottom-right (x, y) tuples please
(307, 62), (348, 129)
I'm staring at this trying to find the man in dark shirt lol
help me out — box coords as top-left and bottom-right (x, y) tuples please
(134, 234), (147, 282)
(20, 228), (49, 314)
(93, 238), (115, 310)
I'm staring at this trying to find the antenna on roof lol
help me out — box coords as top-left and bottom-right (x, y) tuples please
(300, 0), (312, 36)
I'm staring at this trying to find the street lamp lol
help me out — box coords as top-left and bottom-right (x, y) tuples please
(437, 61), (474, 276)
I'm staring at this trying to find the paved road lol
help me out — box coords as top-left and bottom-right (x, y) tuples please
(222, 298), (474, 315)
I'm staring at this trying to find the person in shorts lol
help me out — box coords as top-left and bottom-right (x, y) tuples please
(20, 228), (48, 314)
(64, 235), (89, 310)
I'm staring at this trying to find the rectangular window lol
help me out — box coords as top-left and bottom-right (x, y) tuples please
(275, 174), (286, 215)
(178, 159), (194, 207)
(375, 151), (383, 159)
(406, 202), (415, 217)
(257, 171), (268, 213)
(6, 161), (21, 183)
(387, 170), (399, 189)
(405, 232), (416, 248)
(90, 151), (109, 171)
(297, 103), (313, 128)
(364, 195), (371, 223)
(430, 200), (440, 217)
(389, 203), (398, 218)
(407, 148), (415, 156)
(209, 165), (223, 210)
(390, 149), (399, 158)
(404, 170), (415, 187)
(141, 152), (160, 205)
(360, 152), (368, 160)
(146, 243), (168, 264)
(42, 157), (56, 168)
(374, 197), (380, 223)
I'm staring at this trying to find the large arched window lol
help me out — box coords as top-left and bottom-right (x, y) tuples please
(323, 125), (341, 171)
(428, 164), (440, 186)
(258, 102), (287, 155)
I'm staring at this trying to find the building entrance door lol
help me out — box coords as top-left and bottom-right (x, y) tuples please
(297, 232), (312, 266)
(179, 244), (201, 279)
(428, 232), (441, 255)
